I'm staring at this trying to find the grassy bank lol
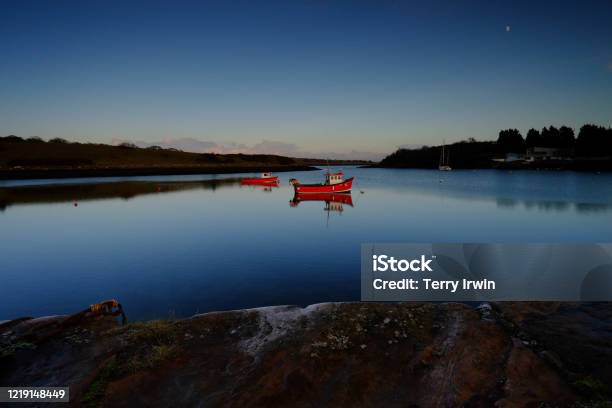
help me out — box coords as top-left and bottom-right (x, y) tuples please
(0, 136), (369, 180)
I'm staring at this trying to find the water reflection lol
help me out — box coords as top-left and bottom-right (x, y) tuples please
(290, 192), (354, 211)
(239, 183), (279, 192)
(496, 198), (612, 213)
(0, 178), (241, 211)
(2, 167), (612, 320)
(290, 192), (354, 227)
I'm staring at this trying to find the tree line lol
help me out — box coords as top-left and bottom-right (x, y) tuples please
(497, 124), (612, 156)
(380, 123), (612, 170)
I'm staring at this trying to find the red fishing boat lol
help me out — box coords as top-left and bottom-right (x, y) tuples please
(240, 172), (279, 185)
(289, 171), (353, 194)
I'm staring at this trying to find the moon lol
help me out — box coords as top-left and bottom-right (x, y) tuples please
(506, 25), (511, 32)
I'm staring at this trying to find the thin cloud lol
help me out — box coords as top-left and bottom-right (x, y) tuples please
(249, 140), (299, 156)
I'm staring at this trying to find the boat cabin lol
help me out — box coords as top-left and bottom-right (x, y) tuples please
(261, 172), (273, 178)
(325, 172), (344, 185)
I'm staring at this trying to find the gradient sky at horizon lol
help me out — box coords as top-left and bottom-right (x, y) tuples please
(1, 0), (611, 159)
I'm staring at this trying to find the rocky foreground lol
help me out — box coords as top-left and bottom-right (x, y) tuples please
(1, 302), (611, 407)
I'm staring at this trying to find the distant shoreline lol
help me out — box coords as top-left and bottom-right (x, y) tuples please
(368, 159), (612, 173)
(0, 137), (373, 180)
(369, 160), (612, 172)
(376, 124), (612, 172)
(0, 165), (320, 181)
(4, 162), (610, 181)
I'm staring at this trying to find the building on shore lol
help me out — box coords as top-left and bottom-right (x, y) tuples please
(525, 147), (573, 162)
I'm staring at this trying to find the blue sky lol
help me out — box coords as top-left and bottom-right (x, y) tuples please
(1, 0), (611, 159)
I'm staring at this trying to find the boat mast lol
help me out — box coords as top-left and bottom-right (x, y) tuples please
(446, 145), (449, 166)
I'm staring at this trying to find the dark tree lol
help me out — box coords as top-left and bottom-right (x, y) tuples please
(558, 126), (575, 148)
(26, 136), (44, 142)
(541, 126), (560, 147)
(0, 135), (24, 142)
(49, 137), (68, 143)
(497, 129), (525, 153)
(539, 126), (574, 148)
(576, 124), (612, 156)
(525, 128), (542, 148)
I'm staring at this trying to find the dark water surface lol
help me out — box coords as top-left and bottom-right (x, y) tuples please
(2, 167), (612, 320)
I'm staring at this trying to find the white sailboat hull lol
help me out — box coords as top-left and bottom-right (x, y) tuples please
(439, 142), (452, 171)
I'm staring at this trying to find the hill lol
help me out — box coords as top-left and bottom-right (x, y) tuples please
(380, 140), (499, 169)
(0, 136), (370, 179)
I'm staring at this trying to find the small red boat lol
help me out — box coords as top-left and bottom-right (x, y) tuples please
(240, 172), (279, 185)
(289, 171), (353, 194)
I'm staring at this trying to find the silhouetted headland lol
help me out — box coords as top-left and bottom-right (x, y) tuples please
(377, 124), (612, 171)
(0, 136), (371, 180)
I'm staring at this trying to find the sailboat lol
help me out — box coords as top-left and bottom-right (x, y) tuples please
(439, 142), (452, 171)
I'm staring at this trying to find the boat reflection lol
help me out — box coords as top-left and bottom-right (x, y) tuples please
(240, 182), (279, 192)
(290, 192), (354, 212)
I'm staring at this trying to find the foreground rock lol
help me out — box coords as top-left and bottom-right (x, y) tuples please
(1, 302), (610, 407)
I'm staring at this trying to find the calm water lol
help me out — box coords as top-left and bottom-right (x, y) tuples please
(2, 167), (612, 320)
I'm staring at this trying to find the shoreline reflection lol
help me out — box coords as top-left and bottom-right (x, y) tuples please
(0, 178), (241, 211)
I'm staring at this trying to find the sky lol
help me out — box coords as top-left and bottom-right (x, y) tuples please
(1, 0), (611, 160)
